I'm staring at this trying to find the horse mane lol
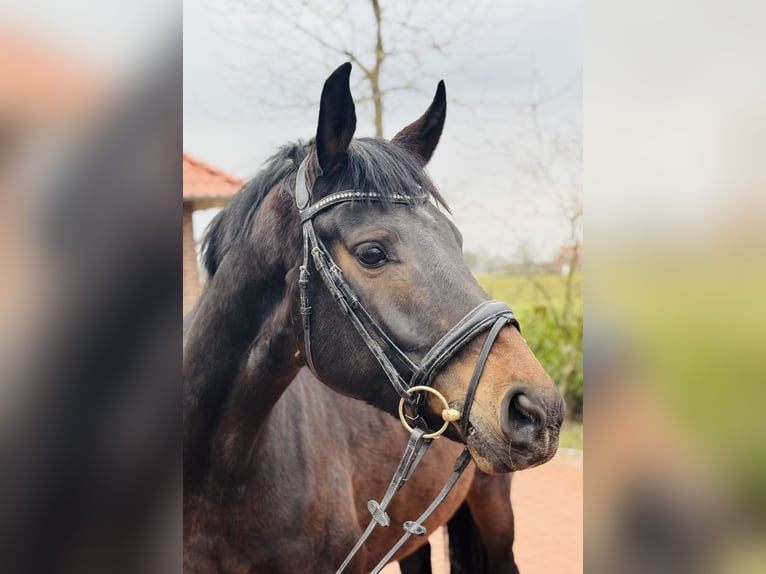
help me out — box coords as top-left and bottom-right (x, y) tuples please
(200, 141), (307, 277)
(200, 137), (448, 278)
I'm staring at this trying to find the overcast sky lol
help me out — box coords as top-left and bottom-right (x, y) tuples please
(184, 0), (582, 260)
(3, 0), (581, 260)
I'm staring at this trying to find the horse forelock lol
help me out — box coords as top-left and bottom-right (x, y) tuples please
(341, 138), (448, 210)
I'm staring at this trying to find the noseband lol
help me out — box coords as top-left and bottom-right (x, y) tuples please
(289, 156), (519, 572)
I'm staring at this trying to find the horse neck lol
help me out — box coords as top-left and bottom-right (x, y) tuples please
(209, 306), (302, 487)
(183, 248), (303, 489)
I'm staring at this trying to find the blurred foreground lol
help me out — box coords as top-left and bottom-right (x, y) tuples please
(0, 14), (180, 574)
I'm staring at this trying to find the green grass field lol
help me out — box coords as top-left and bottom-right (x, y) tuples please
(475, 273), (582, 309)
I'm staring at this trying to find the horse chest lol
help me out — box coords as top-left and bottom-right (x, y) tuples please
(187, 382), (474, 573)
(254, 388), (474, 570)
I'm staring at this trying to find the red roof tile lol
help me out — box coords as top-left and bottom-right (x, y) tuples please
(183, 152), (244, 200)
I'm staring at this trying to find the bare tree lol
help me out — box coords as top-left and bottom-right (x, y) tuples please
(522, 112), (581, 303)
(206, 0), (499, 136)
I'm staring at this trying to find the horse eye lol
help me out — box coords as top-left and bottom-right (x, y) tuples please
(356, 245), (387, 268)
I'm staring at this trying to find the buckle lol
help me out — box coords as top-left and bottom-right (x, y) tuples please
(367, 500), (390, 527)
(403, 521), (427, 536)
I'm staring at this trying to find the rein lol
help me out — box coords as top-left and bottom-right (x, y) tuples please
(289, 156), (518, 572)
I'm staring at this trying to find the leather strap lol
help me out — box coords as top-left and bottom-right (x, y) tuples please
(294, 157), (311, 209)
(300, 190), (412, 222)
(368, 448), (473, 574)
(460, 315), (510, 437)
(410, 300), (518, 390)
(334, 428), (431, 574)
(302, 223), (414, 399)
(298, 227), (316, 374)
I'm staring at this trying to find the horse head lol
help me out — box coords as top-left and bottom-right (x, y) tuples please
(188, 63), (564, 479)
(287, 63), (565, 473)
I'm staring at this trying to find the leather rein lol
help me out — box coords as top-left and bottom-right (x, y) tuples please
(288, 156), (519, 572)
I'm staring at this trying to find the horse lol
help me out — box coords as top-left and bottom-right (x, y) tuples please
(183, 63), (565, 574)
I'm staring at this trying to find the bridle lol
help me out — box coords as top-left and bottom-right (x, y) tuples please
(289, 155), (519, 572)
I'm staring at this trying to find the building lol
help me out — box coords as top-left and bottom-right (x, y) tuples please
(183, 153), (243, 314)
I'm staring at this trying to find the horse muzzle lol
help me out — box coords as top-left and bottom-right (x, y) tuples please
(466, 385), (565, 473)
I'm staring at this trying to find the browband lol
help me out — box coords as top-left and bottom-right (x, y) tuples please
(300, 190), (412, 222)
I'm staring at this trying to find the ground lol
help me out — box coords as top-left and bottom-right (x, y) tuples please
(382, 449), (583, 574)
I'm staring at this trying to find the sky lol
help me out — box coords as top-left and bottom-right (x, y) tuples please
(183, 0), (583, 261)
(2, 0), (581, 261)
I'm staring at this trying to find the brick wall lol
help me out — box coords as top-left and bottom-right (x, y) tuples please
(183, 202), (200, 315)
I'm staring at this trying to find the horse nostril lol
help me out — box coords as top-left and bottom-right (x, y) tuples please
(501, 387), (547, 449)
(509, 392), (546, 428)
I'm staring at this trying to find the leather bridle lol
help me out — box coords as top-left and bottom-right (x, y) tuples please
(288, 155), (520, 572)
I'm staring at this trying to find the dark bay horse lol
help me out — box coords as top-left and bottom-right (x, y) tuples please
(183, 63), (564, 573)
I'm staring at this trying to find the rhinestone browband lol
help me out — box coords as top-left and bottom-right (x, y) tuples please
(299, 190), (417, 222)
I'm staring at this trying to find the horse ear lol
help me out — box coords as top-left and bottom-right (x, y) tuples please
(392, 81), (447, 165)
(316, 62), (357, 174)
